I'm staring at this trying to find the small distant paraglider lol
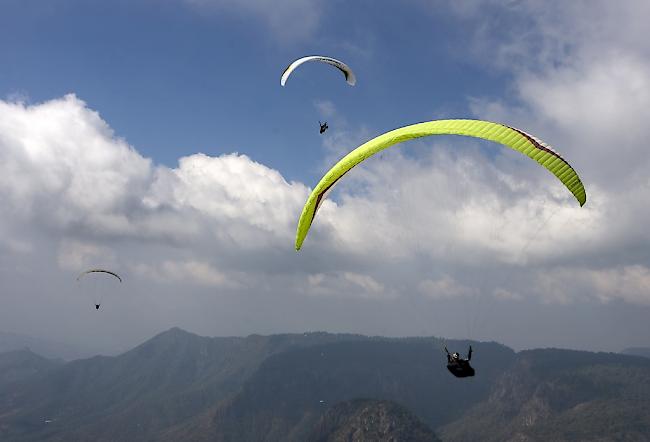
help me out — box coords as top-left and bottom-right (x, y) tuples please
(281, 55), (355, 136)
(319, 121), (329, 134)
(76, 269), (122, 310)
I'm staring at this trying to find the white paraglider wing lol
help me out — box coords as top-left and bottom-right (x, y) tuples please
(281, 55), (356, 86)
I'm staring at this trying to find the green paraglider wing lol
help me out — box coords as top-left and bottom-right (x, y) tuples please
(295, 119), (586, 250)
(76, 269), (122, 283)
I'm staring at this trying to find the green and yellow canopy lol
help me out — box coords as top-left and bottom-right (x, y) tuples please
(296, 119), (586, 250)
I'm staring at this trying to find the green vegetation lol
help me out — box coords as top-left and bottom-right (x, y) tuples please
(310, 399), (440, 442)
(1, 329), (648, 441)
(440, 349), (650, 441)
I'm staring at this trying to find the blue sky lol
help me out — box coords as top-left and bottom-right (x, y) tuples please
(0, 0), (507, 180)
(2, 0), (650, 354)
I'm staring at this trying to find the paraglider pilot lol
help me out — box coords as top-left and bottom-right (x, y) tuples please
(319, 121), (329, 134)
(445, 345), (475, 377)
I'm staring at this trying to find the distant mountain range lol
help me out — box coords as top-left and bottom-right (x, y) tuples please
(0, 331), (94, 361)
(0, 328), (648, 441)
(622, 347), (650, 359)
(0, 349), (62, 389)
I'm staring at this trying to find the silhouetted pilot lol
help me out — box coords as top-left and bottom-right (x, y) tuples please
(445, 345), (474, 377)
(319, 121), (329, 134)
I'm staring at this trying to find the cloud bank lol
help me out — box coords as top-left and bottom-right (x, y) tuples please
(1, 0), (649, 352)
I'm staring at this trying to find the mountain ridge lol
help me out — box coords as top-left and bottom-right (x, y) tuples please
(1, 328), (648, 441)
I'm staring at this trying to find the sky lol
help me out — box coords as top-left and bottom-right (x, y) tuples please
(1, 0), (649, 355)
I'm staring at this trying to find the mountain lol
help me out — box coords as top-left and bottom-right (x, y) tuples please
(0, 328), (381, 441)
(622, 347), (650, 359)
(439, 349), (650, 441)
(0, 331), (92, 361)
(181, 339), (513, 441)
(1, 329), (648, 441)
(309, 399), (440, 442)
(0, 349), (61, 388)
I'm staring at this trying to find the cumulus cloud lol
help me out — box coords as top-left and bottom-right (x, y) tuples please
(145, 152), (307, 248)
(306, 271), (388, 298)
(310, 144), (587, 265)
(2, 0), (650, 353)
(134, 260), (240, 288)
(454, 0), (650, 185)
(0, 94), (309, 287)
(0, 94), (151, 235)
(296, 0), (650, 309)
(418, 275), (475, 300)
(436, 0), (650, 305)
(536, 265), (650, 306)
(57, 240), (116, 271)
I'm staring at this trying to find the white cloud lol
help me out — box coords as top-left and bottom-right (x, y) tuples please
(306, 271), (388, 299)
(2, 0), (650, 353)
(145, 152), (308, 248)
(434, 0), (650, 305)
(0, 94), (151, 233)
(4, 1), (650, 317)
(492, 288), (522, 301)
(57, 240), (116, 271)
(343, 272), (384, 294)
(536, 265), (650, 306)
(314, 100), (336, 119)
(418, 275), (475, 300)
(308, 144), (590, 266)
(134, 260), (239, 288)
(288, 0), (650, 311)
(0, 95), (308, 287)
